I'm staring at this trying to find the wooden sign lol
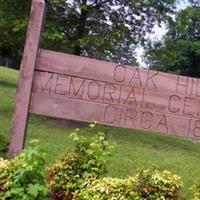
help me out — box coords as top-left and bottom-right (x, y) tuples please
(8, 0), (200, 158)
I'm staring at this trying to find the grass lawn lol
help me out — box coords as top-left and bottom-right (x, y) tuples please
(1, 66), (200, 199)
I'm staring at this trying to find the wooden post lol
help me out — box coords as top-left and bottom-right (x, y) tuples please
(8, 0), (46, 158)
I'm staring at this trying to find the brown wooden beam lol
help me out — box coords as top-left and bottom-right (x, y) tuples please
(8, 0), (46, 158)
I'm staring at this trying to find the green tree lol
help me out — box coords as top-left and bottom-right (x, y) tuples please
(145, 6), (200, 77)
(0, 0), (31, 67)
(0, 0), (177, 68)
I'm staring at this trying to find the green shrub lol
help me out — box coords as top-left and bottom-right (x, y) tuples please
(47, 126), (113, 199)
(0, 134), (9, 158)
(191, 182), (200, 200)
(73, 177), (139, 200)
(0, 140), (48, 200)
(73, 169), (182, 200)
(47, 125), (182, 200)
(135, 169), (182, 200)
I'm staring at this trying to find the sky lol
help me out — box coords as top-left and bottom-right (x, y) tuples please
(136, 1), (190, 68)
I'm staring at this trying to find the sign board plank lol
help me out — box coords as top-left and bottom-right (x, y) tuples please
(36, 49), (200, 97)
(30, 49), (200, 139)
(31, 71), (200, 120)
(8, 0), (46, 158)
(30, 91), (199, 139)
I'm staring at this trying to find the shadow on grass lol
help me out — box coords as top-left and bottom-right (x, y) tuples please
(107, 127), (200, 154)
(0, 80), (17, 89)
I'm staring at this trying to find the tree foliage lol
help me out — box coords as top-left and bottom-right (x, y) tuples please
(145, 6), (200, 77)
(0, 0), (31, 67)
(189, 0), (200, 7)
(0, 0), (177, 68)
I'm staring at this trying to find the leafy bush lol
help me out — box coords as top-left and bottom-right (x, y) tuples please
(0, 134), (9, 158)
(47, 126), (113, 199)
(47, 125), (183, 200)
(191, 182), (200, 200)
(135, 169), (182, 200)
(73, 177), (139, 200)
(0, 140), (48, 200)
(73, 169), (182, 200)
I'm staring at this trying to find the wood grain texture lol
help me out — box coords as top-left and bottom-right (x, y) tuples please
(8, 0), (46, 158)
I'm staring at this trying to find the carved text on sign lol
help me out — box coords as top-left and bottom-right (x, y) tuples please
(29, 49), (200, 139)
